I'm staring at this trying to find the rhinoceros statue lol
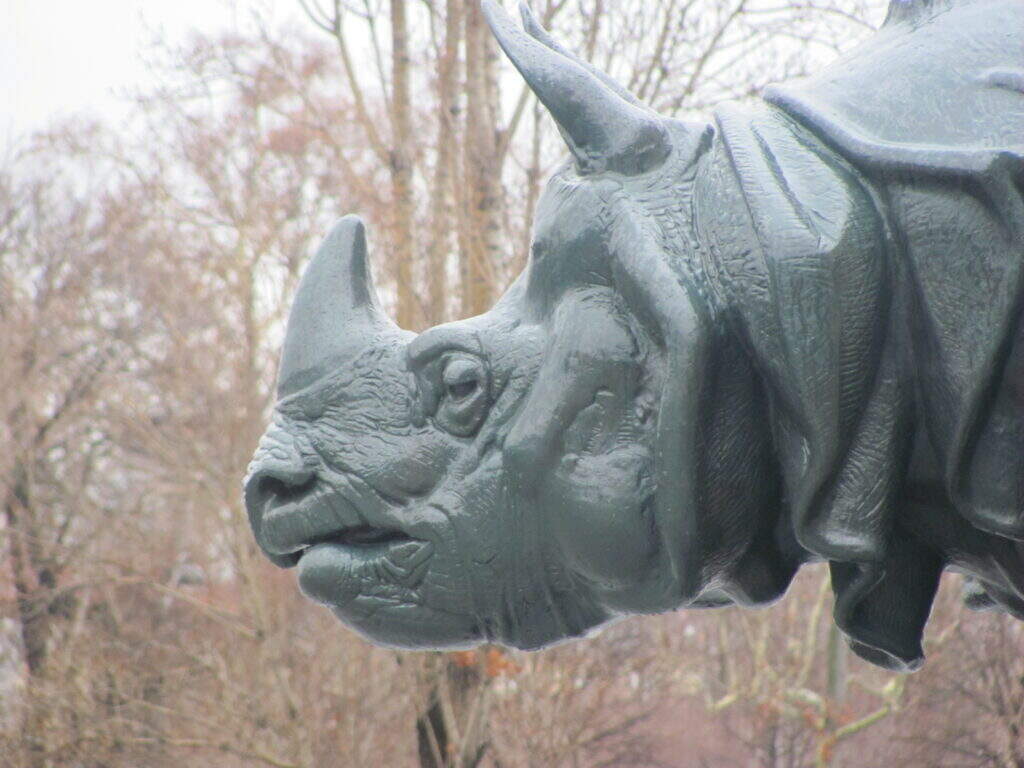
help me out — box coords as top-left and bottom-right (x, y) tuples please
(244, 0), (1024, 671)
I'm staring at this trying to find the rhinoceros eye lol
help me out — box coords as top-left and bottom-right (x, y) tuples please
(436, 355), (490, 437)
(444, 358), (480, 399)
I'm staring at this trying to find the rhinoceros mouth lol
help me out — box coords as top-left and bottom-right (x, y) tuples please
(257, 480), (425, 568)
(294, 525), (423, 563)
(264, 502), (435, 592)
(314, 525), (410, 547)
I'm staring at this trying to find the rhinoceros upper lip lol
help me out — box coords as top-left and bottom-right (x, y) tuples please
(258, 483), (417, 564)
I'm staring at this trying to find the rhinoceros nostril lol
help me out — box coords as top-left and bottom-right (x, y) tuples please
(244, 457), (318, 569)
(258, 472), (317, 504)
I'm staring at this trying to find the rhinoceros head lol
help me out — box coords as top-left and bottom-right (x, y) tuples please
(244, 1), (785, 651)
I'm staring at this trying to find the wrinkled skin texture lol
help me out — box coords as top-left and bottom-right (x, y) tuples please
(245, 0), (1024, 670)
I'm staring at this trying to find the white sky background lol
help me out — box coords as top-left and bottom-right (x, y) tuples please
(2, 1), (887, 148)
(1, 0), (301, 147)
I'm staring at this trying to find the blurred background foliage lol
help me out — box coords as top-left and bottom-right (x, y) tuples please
(3, 1), (1023, 766)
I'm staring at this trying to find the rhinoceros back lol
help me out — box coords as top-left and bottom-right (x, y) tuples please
(771, 0), (1023, 149)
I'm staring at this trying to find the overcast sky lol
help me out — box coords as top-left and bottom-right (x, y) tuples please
(1, 0), (301, 146)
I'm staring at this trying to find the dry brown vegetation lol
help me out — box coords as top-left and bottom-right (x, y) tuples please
(3, 1), (1023, 766)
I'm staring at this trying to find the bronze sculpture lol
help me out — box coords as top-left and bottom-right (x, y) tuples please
(244, 0), (1024, 671)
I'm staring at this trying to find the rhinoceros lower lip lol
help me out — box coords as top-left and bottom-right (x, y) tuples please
(298, 536), (436, 594)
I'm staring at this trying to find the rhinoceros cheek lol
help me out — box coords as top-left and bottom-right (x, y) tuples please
(364, 434), (458, 498)
(545, 450), (656, 589)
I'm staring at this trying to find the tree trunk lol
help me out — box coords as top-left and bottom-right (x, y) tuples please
(460, 1), (502, 318)
(6, 462), (39, 674)
(416, 654), (491, 768)
(4, 458), (53, 768)
(426, 0), (463, 324)
(390, 0), (417, 329)
(825, 623), (847, 704)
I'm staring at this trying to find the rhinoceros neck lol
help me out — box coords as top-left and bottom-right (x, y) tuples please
(694, 308), (809, 608)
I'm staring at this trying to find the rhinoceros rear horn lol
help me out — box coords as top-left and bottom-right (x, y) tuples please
(482, 0), (670, 175)
(277, 216), (397, 397)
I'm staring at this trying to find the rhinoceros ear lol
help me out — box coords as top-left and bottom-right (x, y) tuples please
(482, 0), (670, 175)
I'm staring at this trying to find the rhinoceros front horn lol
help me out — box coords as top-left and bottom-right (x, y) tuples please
(482, 0), (670, 175)
(277, 216), (399, 397)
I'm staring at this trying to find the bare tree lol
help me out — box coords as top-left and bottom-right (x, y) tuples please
(2, 4), (925, 767)
(0, 135), (148, 765)
(891, 585), (1024, 768)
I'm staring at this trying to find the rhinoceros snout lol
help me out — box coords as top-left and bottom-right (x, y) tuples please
(244, 425), (319, 568)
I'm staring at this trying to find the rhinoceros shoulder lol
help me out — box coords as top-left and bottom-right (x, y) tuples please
(762, 0), (1024, 546)
(690, 0), (1024, 668)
